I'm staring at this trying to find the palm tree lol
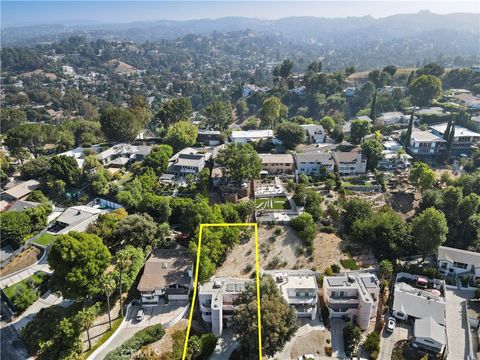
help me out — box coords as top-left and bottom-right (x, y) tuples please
(100, 273), (116, 330)
(78, 307), (97, 350)
(116, 251), (132, 317)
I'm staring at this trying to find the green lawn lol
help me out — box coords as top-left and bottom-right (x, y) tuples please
(33, 233), (57, 246)
(255, 196), (291, 210)
(3, 271), (49, 300)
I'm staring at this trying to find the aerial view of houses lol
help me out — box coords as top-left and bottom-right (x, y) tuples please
(1, 1), (480, 360)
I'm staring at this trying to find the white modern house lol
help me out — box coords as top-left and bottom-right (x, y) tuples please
(407, 129), (446, 156)
(437, 246), (480, 279)
(264, 270), (318, 320)
(137, 247), (192, 305)
(198, 277), (247, 336)
(301, 124), (326, 144)
(322, 272), (380, 329)
(294, 152), (335, 176)
(230, 130), (275, 144)
(430, 123), (480, 153)
(378, 140), (412, 170)
(98, 143), (152, 166)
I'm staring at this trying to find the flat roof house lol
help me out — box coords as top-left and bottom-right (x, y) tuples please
(332, 148), (367, 176)
(230, 130), (275, 144)
(301, 124), (326, 144)
(264, 270), (318, 320)
(137, 247), (192, 305)
(437, 246), (480, 279)
(323, 272), (380, 330)
(198, 277), (247, 336)
(258, 153), (295, 175)
(294, 152), (335, 176)
(407, 129), (446, 156)
(430, 123), (480, 154)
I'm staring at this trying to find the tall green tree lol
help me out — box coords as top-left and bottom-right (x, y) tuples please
(361, 138), (384, 171)
(411, 207), (448, 257)
(350, 119), (371, 144)
(403, 110), (415, 150)
(113, 213), (158, 248)
(275, 122), (306, 149)
(164, 120), (198, 152)
(409, 75), (442, 107)
(100, 273), (116, 330)
(154, 97), (192, 127)
(260, 96), (286, 129)
(76, 307), (97, 350)
(409, 162), (436, 191)
(369, 90), (377, 122)
(203, 101), (233, 130)
(216, 143), (261, 185)
(48, 232), (112, 300)
(143, 144), (173, 175)
(100, 107), (142, 143)
(232, 275), (298, 358)
(49, 155), (81, 186)
(0, 211), (32, 248)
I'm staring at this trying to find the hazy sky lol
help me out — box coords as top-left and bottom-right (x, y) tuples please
(2, 1), (479, 27)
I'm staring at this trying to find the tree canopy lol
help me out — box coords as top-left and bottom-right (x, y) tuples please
(275, 122), (306, 149)
(409, 75), (442, 107)
(48, 231), (112, 300)
(216, 143), (261, 185)
(232, 275), (298, 358)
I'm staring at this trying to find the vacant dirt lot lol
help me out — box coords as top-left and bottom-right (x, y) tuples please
(1, 246), (41, 277)
(216, 225), (376, 277)
(290, 330), (331, 359)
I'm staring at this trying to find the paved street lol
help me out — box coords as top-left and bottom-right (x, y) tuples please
(378, 321), (410, 360)
(0, 291), (71, 360)
(0, 323), (30, 360)
(445, 287), (475, 360)
(93, 301), (188, 360)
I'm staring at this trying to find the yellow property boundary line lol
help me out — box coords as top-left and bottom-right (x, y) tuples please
(182, 223), (262, 360)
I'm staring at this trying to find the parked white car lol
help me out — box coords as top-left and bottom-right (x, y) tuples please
(136, 308), (144, 321)
(386, 317), (396, 332)
(298, 355), (315, 360)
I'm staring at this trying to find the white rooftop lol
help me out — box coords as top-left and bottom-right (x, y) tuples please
(231, 130), (273, 139)
(410, 129), (445, 142)
(430, 123), (480, 138)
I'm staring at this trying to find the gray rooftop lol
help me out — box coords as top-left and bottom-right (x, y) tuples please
(414, 316), (446, 345)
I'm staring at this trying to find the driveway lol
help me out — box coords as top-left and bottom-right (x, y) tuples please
(275, 316), (326, 359)
(0, 322), (30, 360)
(330, 318), (346, 359)
(378, 320), (410, 360)
(445, 287), (475, 360)
(93, 300), (188, 360)
(0, 290), (71, 360)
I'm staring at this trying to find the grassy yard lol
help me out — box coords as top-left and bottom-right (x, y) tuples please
(3, 271), (49, 300)
(33, 233), (57, 246)
(255, 196), (290, 210)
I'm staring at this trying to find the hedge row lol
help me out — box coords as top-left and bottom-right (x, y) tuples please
(104, 323), (165, 360)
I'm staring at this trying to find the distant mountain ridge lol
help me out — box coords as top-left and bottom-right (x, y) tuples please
(2, 11), (479, 47)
